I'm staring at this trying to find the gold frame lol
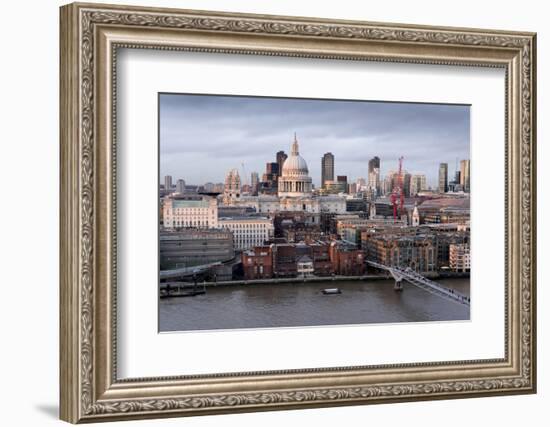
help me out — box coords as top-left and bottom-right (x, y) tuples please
(60, 2), (537, 423)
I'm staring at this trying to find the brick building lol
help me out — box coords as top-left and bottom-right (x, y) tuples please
(310, 242), (333, 276)
(363, 233), (437, 273)
(242, 246), (274, 280)
(329, 242), (366, 276)
(273, 211), (320, 240)
(272, 244), (297, 277)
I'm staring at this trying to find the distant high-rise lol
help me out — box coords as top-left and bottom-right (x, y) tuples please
(410, 174), (427, 195)
(164, 175), (173, 191)
(323, 180), (347, 194)
(438, 163), (448, 193)
(383, 170), (410, 197)
(337, 175), (348, 194)
(402, 172), (412, 197)
(383, 173), (393, 196)
(276, 151), (287, 178)
(368, 156), (380, 174)
(175, 179), (186, 194)
(265, 162), (279, 176)
(356, 177), (367, 192)
(460, 159), (471, 193)
(250, 172), (259, 195)
(367, 156), (381, 196)
(260, 162), (279, 195)
(448, 169), (462, 192)
(321, 152), (334, 188)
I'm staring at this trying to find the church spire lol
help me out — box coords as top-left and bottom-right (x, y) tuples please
(291, 132), (299, 155)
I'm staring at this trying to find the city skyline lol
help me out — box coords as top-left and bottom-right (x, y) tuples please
(160, 93), (470, 188)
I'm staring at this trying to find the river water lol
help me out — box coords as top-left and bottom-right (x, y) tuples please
(159, 278), (470, 332)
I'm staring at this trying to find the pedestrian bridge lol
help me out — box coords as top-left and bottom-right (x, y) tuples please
(366, 261), (470, 307)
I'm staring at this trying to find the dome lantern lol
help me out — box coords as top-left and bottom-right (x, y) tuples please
(291, 132), (299, 155)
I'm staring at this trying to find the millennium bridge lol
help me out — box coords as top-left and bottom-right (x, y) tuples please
(366, 261), (470, 307)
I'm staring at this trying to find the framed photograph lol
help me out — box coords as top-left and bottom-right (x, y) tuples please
(60, 2), (537, 423)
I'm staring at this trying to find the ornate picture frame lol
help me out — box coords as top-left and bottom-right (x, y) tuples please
(60, 2), (536, 423)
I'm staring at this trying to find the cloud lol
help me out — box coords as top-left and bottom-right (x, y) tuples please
(160, 93), (470, 188)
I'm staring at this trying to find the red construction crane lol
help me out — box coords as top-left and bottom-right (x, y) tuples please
(391, 156), (405, 221)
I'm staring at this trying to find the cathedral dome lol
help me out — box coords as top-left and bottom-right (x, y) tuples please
(278, 134), (312, 198)
(282, 135), (309, 176)
(282, 154), (309, 176)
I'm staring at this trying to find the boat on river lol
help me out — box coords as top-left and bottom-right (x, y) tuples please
(322, 288), (342, 295)
(160, 282), (206, 299)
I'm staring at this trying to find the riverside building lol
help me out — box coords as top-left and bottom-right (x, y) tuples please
(449, 243), (471, 272)
(160, 228), (234, 270)
(218, 216), (274, 251)
(163, 195), (218, 229)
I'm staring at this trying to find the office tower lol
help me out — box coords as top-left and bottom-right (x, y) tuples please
(367, 156), (381, 196)
(356, 177), (367, 192)
(460, 159), (471, 192)
(250, 171), (259, 195)
(368, 156), (380, 174)
(438, 163), (448, 193)
(321, 152), (334, 188)
(260, 162), (279, 195)
(448, 169), (461, 192)
(383, 173), (393, 196)
(410, 174), (427, 195)
(265, 162), (279, 176)
(164, 175), (173, 191)
(337, 175), (348, 193)
(276, 151), (287, 178)
(402, 172), (412, 197)
(175, 179), (186, 194)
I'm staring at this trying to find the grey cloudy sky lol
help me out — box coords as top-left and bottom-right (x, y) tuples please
(160, 93), (470, 188)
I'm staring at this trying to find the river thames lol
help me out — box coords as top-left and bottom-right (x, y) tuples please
(159, 277), (469, 332)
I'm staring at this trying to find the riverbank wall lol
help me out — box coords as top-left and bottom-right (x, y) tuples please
(161, 271), (470, 289)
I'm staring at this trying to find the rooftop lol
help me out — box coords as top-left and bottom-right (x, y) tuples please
(218, 215), (271, 221)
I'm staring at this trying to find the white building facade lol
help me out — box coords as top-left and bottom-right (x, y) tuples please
(449, 243), (471, 272)
(411, 203), (420, 226)
(228, 195), (346, 217)
(163, 196), (218, 229)
(218, 216), (274, 250)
